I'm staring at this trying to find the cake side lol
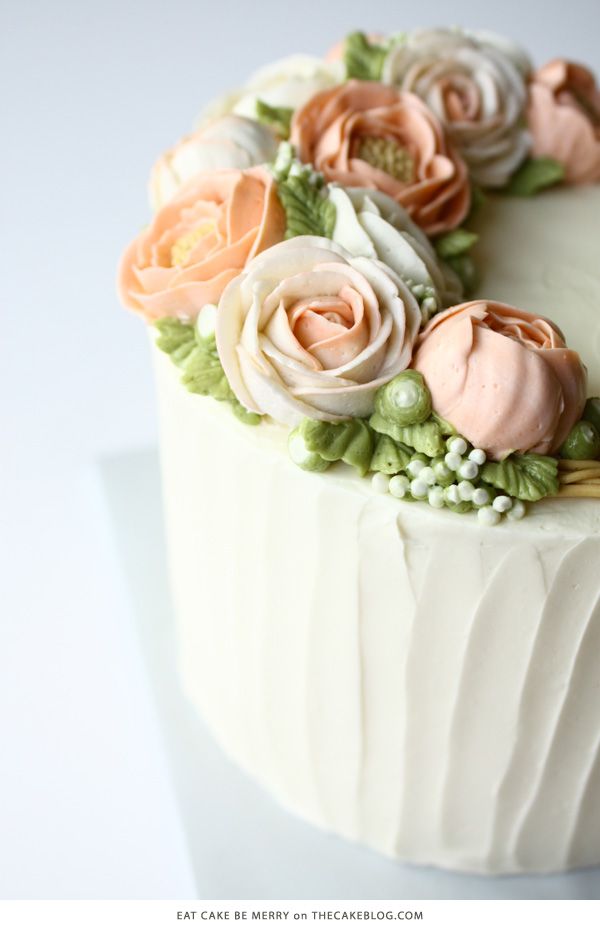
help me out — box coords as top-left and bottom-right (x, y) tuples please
(154, 341), (600, 873)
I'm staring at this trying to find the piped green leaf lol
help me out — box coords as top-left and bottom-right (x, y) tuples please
(277, 173), (336, 239)
(446, 253), (480, 296)
(434, 227), (479, 259)
(504, 157), (565, 197)
(344, 32), (389, 81)
(369, 412), (446, 457)
(481, 453), (559, 501)
(370, 434), (412, 474)
(154, 318), (262, 424)
(255, 99), (293, 140)
(300, 418), (374, 476)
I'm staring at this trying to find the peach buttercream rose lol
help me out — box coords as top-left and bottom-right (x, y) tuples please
(290, 80), (470, 236)
(216, 236), (421, 424)
(413, 300), (587, 459)
(528, 59), (600, 184)
(118, 167), (286, 321)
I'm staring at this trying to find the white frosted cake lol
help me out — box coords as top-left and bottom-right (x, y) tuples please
(119, 29), (600, 873)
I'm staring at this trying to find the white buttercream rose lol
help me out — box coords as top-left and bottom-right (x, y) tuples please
(216, 237), (421, 424)
(201, 55), (344, 124)
(382, 28), (531, 187)
(328, 186), (462, 317)
(149, 115), (278, 210)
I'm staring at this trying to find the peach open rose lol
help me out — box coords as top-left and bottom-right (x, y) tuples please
(528, 59), (600, 184)
(216, 236), (421, 424)
(413, 300), (587, 459)
(290, 80), (470, 236)
(118, 167), (286, 321)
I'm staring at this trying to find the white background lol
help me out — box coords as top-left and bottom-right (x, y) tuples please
(2, 0), (599, 900)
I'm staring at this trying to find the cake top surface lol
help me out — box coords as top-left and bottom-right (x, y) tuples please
(118, 27), (600, 528)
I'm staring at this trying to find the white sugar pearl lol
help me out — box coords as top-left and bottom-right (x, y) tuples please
(196, 303), (217, 339)
(506, 499), (526, 520)
(410, 478), (429, 499)
(492, 495), (513, 513)
(444, 484), (460, 505)
(448, 437), (468, 455)
(407, 459), (426, 477)
(458, 480), (475, 502)
(389, 475), (410, 499)
(371, 473), (390, 494)
(472, 487), (490, 507)
(428, 487), (445, 509)
(419, 466), (436, 486)
(478, 505), (501, 527)
(469, 448), (486, 465)
(458, 460), (479, 480)
(445, 451), (463, 472)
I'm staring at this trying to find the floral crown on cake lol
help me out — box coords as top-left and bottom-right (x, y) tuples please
(118, 27), (600, 525)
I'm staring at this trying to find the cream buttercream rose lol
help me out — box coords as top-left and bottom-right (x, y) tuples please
(328, 186), (463, 316)
(118, 167), (286, 321)
(382, 28), (531, 188)
(215, 237), (421, 424)
(201, 54), (344, 124)
(413, 300), (587, 459)
(290, 80), (470, 236)
(149, 116), (278, 210)
(528, 59), (600, 184)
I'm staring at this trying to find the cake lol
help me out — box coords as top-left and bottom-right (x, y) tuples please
(118, 29), (600, 874)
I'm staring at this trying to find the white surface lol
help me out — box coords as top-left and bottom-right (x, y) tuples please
(2, 0), (600, 899)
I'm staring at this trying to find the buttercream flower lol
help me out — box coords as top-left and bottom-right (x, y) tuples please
(201, 55), (344, 123)
(149, 116), (278, 210)
(527, 59), (600, 184)
(290, 80), (470, 235)
(118, 167), (286, 321)
(328, 185), (462, 316)
(413, 300), (587, 458)
(382, 28), (530, 188)
(216, 236), (421, 424)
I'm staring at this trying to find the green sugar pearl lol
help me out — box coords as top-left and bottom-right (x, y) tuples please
(559, 420), (600, 460)
(583, 398), (600, 434)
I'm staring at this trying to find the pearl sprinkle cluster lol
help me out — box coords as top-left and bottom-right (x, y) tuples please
(371, 435), (526, 525)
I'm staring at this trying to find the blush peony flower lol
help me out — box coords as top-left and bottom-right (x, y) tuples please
(413, 300), (587, 459)
(527, 59), (600, 184)
(149, 116), (278, 210)
(118, 167), (286, 322)
(382, 28), (531, 188)
(290, 80), (470, 236)
(215, 236), (422, 424)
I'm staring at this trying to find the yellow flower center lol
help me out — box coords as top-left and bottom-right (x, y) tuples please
(357, 136), (415, 183)
(170, 223), (214, 267)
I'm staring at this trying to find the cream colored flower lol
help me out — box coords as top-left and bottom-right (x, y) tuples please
(383, 28), (531, 187)
(216, 237), (421, 424)
(149, 116), (278, 210)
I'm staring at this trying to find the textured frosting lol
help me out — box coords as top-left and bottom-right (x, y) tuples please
(156, 187), (600, 873)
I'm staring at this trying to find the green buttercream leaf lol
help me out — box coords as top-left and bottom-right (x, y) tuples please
(154, 319), (262, 425)
(370, 434), (412, 474)
(481, 453), (559, 501)
(504, 157), (565, 196)
(369, 412), (446, 457)
(466, 185), (486, 222)
(255, 99), (293, 140)
(300, 418), (374, 476)
(582, 398), (600, 435)
(155, 318), (197, 366)
(431, 412), (457, 436)
(434, 228), (479, 259)
(344, 32), (389, 81)
(559, 420), (600, 460)
(277, 173), (336, 239)
(446, 253), (480, 296)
